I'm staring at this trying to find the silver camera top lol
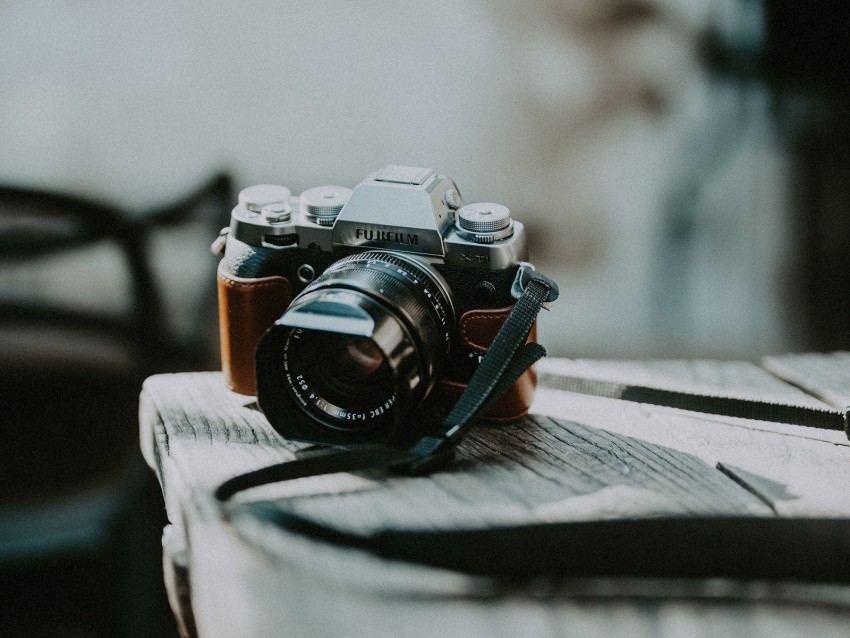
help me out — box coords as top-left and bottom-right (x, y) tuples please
(227, 165), (528, 270)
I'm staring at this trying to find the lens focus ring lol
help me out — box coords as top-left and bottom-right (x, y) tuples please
(325, 251), (454, 351)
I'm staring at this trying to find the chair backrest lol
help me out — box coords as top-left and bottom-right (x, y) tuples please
(0, 173), (233, 498)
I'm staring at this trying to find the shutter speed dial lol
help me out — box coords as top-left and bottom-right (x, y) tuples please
(300, 186), (352, 226)
(455, 203), (514, 244)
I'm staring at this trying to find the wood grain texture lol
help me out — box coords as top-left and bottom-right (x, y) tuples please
(189, 504), (850, 638)
(139, 357), (850, 638)
(763, 351), (850, 409)
(537, 358), (835, 408)
(532, 385), (850, 516)
(535, 357), (850, 517)
(272, 414), (768, 537)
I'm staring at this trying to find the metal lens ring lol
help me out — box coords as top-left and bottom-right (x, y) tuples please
(323, 251), (454, 354)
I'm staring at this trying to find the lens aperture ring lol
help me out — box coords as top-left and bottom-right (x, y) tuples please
(316, 266), (437, 350)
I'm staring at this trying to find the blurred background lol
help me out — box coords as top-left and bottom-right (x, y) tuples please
(1, 1), (849, 636)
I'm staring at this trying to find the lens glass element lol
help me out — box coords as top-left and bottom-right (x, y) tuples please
(282, 328), (397, 431)
(335, 337), (385, 381)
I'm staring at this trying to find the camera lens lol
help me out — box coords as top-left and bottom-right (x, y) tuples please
(280, 328), (397, 431)
(256, 251), (454, 442)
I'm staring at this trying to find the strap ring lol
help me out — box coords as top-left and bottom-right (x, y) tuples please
(511, 262), (560, 304)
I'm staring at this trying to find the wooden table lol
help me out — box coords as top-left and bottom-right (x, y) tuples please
(140, 353), (850, 638)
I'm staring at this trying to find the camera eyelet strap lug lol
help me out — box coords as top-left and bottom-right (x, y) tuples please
(214, 270), (555, 502)
(511, 262), (559, 306)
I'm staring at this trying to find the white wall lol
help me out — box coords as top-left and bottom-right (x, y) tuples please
(0, 0), (798, 358)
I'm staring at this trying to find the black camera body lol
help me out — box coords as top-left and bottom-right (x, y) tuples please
(216, 165), (537, 448)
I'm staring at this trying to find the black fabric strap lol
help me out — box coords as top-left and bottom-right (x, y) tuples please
(215, 271), (850, 582)
(542, 374), (850, 436)
(215, 274), (554, 501)
(216, 279), (850, 583)
(236, 504), (850, 583)
(214, 444), (411, 501)
(441, 277), (551, 445)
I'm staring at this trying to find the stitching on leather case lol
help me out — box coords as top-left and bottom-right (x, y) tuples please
(460, 310), (511, 352)
(221, 275), (290, 292)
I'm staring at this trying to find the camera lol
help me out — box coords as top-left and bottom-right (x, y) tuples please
(215, 165), (539, 448)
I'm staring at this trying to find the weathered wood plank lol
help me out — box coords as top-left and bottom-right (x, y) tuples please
(188, 499), (850, 638)
(140, 372), (303, 524)
(534, 357), (850, 516)
(139, 362), (850, 638)
(271, 414), (769, 536)
(531, 386), (850, 516)
(763, 351), (850, 410)
(142, 367), (850, 524)
(538, 358), (834, 409)
(140, 372), (770, 534)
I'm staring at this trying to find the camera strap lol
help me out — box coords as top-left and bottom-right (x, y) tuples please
(233, 504), (850, 583)
(213, 271), (850, 584)
(541, 372), (850, 436)
(215, 268), (558, 501)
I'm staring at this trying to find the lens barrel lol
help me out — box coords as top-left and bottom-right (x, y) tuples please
(256, 251), (454, 446)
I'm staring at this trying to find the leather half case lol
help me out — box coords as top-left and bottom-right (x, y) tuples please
(217, 264), (293, 395)
(435, 305), (538, 422)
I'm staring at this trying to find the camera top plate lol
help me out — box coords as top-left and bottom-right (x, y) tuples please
(227, 166), (529, 271)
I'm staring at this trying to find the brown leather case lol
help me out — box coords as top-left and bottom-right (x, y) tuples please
(218, 270), (538, 416)
(434, 305), (538, 422)
(217, 265), (293, 395)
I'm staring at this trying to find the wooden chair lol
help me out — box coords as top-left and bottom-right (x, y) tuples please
(0, 174), (232, 637)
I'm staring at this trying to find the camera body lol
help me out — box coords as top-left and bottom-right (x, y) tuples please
(216, 165), (537, 447)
